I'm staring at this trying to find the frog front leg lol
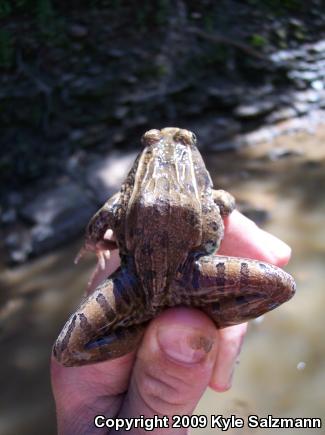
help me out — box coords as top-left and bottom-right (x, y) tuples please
(212, 189), (235, 217)
(53, 266), (149, 366)
(170, 255), (295, 328)
(76, 192), (120, 287)
(197, 189), (235, 256)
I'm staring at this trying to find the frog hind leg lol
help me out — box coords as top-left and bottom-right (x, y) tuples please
(170, 255), (295, 328)
(53, 266), (149, 366)
(212, 189), (235, 217)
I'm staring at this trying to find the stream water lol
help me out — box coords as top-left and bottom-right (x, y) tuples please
(1, 126), (324, 434)
(194, 125), (325, 434)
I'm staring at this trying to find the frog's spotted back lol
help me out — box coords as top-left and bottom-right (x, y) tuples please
(53, 128), (296, 366)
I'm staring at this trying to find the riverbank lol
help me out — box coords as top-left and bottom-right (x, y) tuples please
(1, 1), (325, 263)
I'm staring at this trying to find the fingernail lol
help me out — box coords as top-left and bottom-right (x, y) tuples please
(157, 327), (214, 364)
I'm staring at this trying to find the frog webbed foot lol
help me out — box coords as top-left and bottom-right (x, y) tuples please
(75, 229), (118, 291)
(86, 246), (114, 291)
(75, 229), (117, 264)
(212, 189), (235, 217)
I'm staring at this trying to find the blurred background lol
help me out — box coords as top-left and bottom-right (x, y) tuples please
(0, 1), (324, 434)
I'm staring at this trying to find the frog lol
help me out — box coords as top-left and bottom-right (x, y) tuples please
(53, 127), (295, 366)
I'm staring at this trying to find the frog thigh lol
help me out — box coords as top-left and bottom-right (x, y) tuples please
(170, 255), (295, 328)
(53, 267), (148, 366)
(212, 189), (235, 217)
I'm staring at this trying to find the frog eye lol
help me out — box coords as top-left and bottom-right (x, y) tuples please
(141, 129), (162, 146)
(191, 132), (197, 144)
(174, 129), (197, 146)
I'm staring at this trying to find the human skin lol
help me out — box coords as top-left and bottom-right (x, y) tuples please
(51, 210), (292, 435)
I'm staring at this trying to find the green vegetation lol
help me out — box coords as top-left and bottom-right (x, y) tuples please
(135, 0), (171, 31)
(0, 0), (52, 19)
(0, 0), (57, 68)
(35, 0), (54, 27)
(0, 1), (12, 19)
(0, 29), (13, 68)
(250, 34), (267, 48)
(247, 0), (306, 13)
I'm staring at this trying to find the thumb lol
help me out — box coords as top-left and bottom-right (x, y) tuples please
(119, 308), (218, 431)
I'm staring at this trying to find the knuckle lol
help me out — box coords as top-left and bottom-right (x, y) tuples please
(135, 363), (193, 414)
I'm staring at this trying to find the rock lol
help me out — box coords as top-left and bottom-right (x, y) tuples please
(83, 124), (108, 146)
(15, 182), (97, 258)
(106, 48), (125, 58)
(293, 102), (309, 115)
(5, 225), (32, 263)
(1, 208), (17, 224)
(86, 152), (138, 203)
(311, 80), (324, 91)
(270, 48), (304, 63)
(320, 97), (325, 109)
(267, 147), (303, 161)
(21, 182), (95, 227)
(69, 129), (84, 143)
(242, 127), (274, 145)
(114, 106), (129, 120)
(191, 117), (241, 149)
(208, 137), (243, 152)
(65, 150), (88, 173)
(123, 74), (138, 84)
(112, 130), (126, 144)
(71, 43), (83, 52)
(288, 70), (320, 82)
(309, 40), (325, 53)
(234, 99), (275, 118)
(266, 106), (297, 123)
(207, 85), (246, 106)
(289, 18), (304, 29)
(302, 160), (322, 169)
(69, 124), (109, 147)
(30, 220), (82, 255)
(7, 192), (23, 207)
(68, 24), (88, 38)
(60, 73), (75, 83)
(294, 61), (321, 72)
(70, 76), (112, 97)
(293, 90), (320, 103)
(87, 65), (103, 76)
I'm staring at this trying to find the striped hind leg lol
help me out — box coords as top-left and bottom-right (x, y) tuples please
(169, 255), (295, 328)
(53, 267), (148, 366)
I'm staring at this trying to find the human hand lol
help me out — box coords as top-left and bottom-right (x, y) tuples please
(51, 210), (291, 435)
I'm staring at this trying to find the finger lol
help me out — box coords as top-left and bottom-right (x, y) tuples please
(220, 210), (291, 266)
(209, 323), (247, 392)
(119, 308), (219, 430)
(51, 353), (135, 434)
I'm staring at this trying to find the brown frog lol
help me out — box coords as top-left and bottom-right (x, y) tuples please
(53, 127), (295, 366)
